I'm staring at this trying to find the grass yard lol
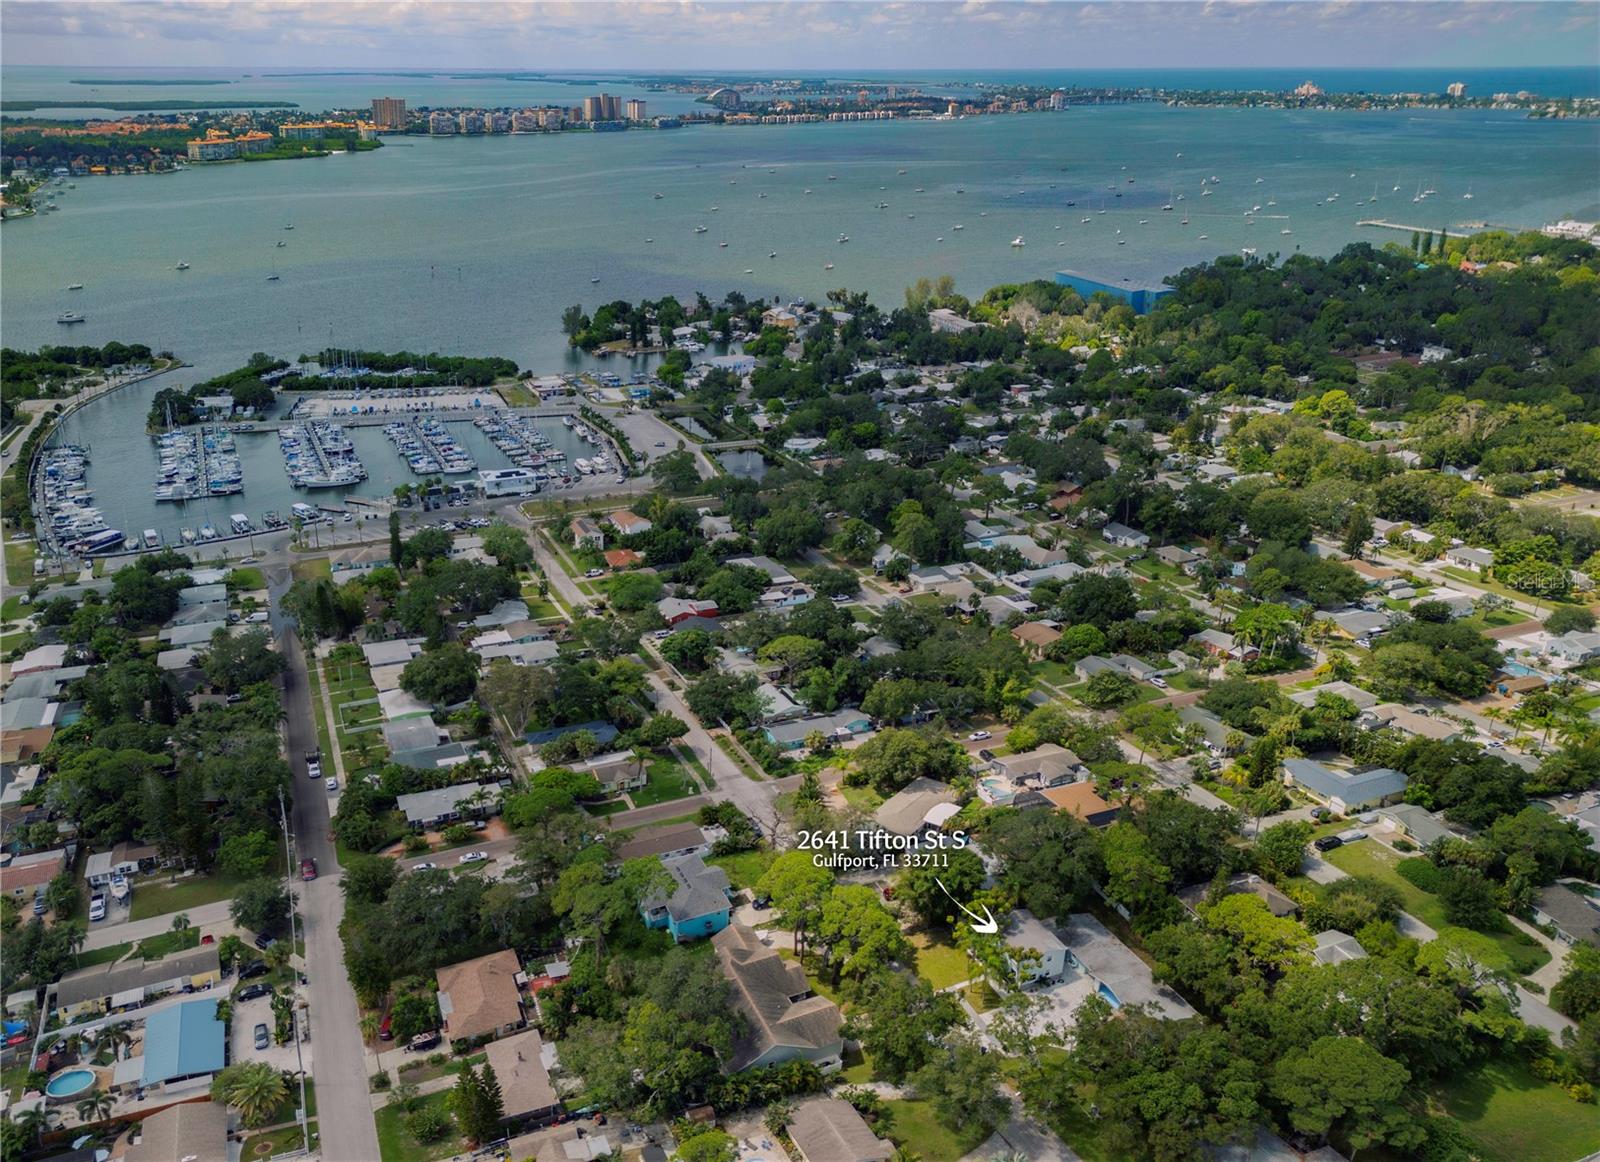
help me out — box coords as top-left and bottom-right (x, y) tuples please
(135, 926), (200, 960)
(75, 942), (132, 969)
(129, 872), (248, 921)
(881, 1099), (992, 1162)
(289, 556), (331, 582)
(1433, 1056), (1600, 1162)
(1323, 843), (1549, 976)
(713, 734), (764, 781)
(585, 799), (630, 817)
(677, 745), (714, 790)
(609, 811), (699, 835)
(838, 1044), (876, 1084)
(3, 540), (34, 588)
(374, 1091), (464, 1162)
(839, 783), (884, 813)
(631, 757), (699, 807)
(910, 931), (976, 991)
(495, 382), (537, 407)
(708, 848), (775, 891)
(240, 1123), (314, 1159)
(227, 566), (267, 591)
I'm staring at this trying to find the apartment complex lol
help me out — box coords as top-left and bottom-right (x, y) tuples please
(371, 96), (407, 130)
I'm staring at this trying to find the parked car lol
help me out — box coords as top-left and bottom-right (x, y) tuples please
(239, 960), (270, 980)
(1309, 806), (1331, 820)
(379, 1013), (393, 1041)
(253, 1023), (270, 1051)
(406, 1031), (442, 1053)
(1336, 829), (1368, 844)
(89, 895), (107, 922)
(300, 858), (318, 881)
(968, 730), (992, 741)
(325, 776), (339, 792)
(252, 932), (277, 951)
(1150, 677), (1169, 689)
(459, 851), (489, 865)
(1313, 836), (1343, 852)
(412, 861), (437, 871)
(236, 982), (273, 1002)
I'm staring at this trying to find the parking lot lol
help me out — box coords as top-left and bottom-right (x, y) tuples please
(228, 987), (309, 1075)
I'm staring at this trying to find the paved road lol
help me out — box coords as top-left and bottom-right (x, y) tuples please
(80, 899), (234, 952)
(643, 669), (783, 827)
(272, 560), (381, 1162)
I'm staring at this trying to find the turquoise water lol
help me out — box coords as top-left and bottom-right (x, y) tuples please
(44, 1069), (96, 1099)
(5, 105), (1596, 382)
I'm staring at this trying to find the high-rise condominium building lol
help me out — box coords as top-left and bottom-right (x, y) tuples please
(371, 97), (407, 130)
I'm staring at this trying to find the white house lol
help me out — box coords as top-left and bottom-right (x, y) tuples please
(1101, 522), (1150, 549)
(1002, 909), (1068, 986)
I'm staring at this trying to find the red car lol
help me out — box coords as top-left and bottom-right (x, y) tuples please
(300, 858), (317, 881)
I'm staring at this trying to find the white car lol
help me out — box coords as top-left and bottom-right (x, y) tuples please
(584, 568), (605, 578)
(459, 851), (489, 865)
(1150, 677), (1169, 689)
(89, 895), (107, 922)
(325, 776), (339, 792)
(412, 861), (437, 871)
(968, 730), (991, 741)
(307, 762), (322, 780)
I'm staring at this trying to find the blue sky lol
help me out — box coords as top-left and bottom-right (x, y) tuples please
(3, 1), (1596, 71)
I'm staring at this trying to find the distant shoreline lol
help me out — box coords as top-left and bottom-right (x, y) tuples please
(1, 99), (297, 111)
(70, 79), (235, 87)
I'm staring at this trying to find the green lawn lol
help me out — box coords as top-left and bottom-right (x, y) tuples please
(881, 1099), (992, 1162)
(129, 872), (248, 921)
(840, 784), (884, 813)
(910, 932), (976, 990)
(240, 1123), (314, 1159)
(289, 556), (331, 582)
(1323, 843), (1549, 976)
(75, 942), (132, 969)
(1434, 1056), (1600, 1162)
(630, 757), (699, 807)
(3, 540), (35, 588)
(585, 799), (630, 817)
(709, 848), (775, 891)
(838, 1043), (876, 1084)
(135, 926), (200, 960)
(374, 1091), (464, 1162)
(227, 566), (267, 591)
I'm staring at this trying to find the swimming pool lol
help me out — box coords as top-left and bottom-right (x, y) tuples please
(1503, 661), (1541, 678)
(44, 1068), (96, 1100)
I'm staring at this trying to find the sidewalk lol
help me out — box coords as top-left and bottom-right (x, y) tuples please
(81, 898), (235, 951)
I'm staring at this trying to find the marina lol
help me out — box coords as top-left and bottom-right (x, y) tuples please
(381, 416), (477, 475)
(279, 420), (369, 489)
(152, 424), (244, 502)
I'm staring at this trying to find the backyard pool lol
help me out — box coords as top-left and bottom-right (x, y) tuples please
(44, 1068), (96, 1101)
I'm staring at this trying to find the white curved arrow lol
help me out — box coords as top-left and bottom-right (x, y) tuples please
(936, 877), (997, 934)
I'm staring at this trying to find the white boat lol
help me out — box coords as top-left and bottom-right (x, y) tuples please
(143, 528), (160, 548)
(108, 875), (129, 902)
(653, 192), (664, 199)
(767, 251), (776, 258)
(1010, 236), (1025, 248)
(694, 225), (708, 233)
(175, 261), (190, 270)
(66, 282), (83, 290)
(837, 234), (849, 243)
(57, 313), (85, 325)
(824, 262), (834, 270)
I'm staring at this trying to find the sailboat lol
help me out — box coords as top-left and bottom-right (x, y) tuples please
(1162, 189), (1174, 211)
(1462, 184), (1474, 201)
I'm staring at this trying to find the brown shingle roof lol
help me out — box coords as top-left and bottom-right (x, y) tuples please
(712, 924), (841, 1072)
(1040, 783), (1116, 823)
(482, 1027), (558, 1119)
(787, 1096), (894, 1162)
(118, 1100), (229, 1162)
(436, 949), (523, 1042)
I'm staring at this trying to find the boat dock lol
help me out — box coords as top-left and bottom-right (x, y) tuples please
(279, 421), (368, 489)
(382, 417), (476, 475)
(199, 426), (243, 496)
(1357, 218), (1512, 235)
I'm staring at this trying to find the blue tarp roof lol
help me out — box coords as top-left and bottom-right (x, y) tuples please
(142, 998), (225, 1085)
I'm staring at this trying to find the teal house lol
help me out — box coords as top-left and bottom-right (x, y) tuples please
(640, 854), (734, 943)
(141, 998), (226, 1087)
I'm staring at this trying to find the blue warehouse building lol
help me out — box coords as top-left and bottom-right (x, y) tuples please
(1055, 269), (1175, 315)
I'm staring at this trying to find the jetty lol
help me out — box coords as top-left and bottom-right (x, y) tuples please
(1357, 218), (1510, 236)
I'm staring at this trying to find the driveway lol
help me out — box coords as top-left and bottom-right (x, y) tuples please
(228, 990), (307, 1076)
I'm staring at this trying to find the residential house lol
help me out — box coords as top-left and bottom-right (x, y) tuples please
(1111, 654), (1162, 682)
(1377, 802), (1457, 847)
(1546, 631), (1600, 665)
(1288, 680), (1377, 711)
(786, 1096), (894, 1162)
(1003, 909), (1069, 985)
(712, 924), (844, 1072)
(1154, 545), (1200, 573)
(640, 854), (735, 942)
(1359, 703), (1462, 742)
(658, 597), (720, 625)
(1189, 629), (1258, 661)
(726, 555), (798, 586)
(1176, 874), (1299, 918)
(1282, 757), (1407, 813)
(0, 848), (67, 901)
(1040, 783), (1119, 826)
(1445, 546), (1495, 572)
(763, 710), (873, 751)
(990, 743), (1086, 788)
(1313, 930), (1368, 965)
(1531, 885), (1600, 947)
(1101, 522), (1150, 549)
(569, 517), (605, 550)
(874, 776), (959, 838)
(609, 510), (653, 537)
(114, 1100), (229, 1162)
(699, 514), (736, 542)
(54, 947), (221, 1021)
(395, 782), (496, 829)
(177, 583), (226, 607)
(483, 1027), (562, 1127)
(1007, 562), (1087, 589)
(1011, 621), (1062, 660)
(615, 822), (711, 863)
(382, 718), (445, 755)
(1329, 609), (1391, 640)
(602, 548), (642, 570)
(569, 750), (648, 795)
(362, 638), (424, 668)
(436, 949), (527, 1043)
(1075, 655), (1124, 681)
(1061, 913), (1195, 1017)
(84, 841), (159, 887)
(755, 682), (805, 723)
(963, 534), (1067, 569)
(1178, 706), (1234, 754)
(1494, 673), (1548, 700)
(138, 997), (227, 1089)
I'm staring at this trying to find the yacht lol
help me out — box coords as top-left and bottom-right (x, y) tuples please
(276, 240), (286, 247)
(1198, 234), (1208, 239)
(590, 276), (600, 283)
(719, 241), (728, 247)
(952, 223), (964, 230)
(767, 251), (777, 258)
(1281, 227), (1293, 236)
(56, 312), (85, 325)
(694, 225), (708, 233)
(1010, 236), (1025, 248)
(284, 224), (294, 230)
(266, 273), (279, 282)
(824, 262), (834, 270)
(837, 233), (849, 243)
(827, 175), (837, 181)
(175, 261), (190, 270)
(1462, 185), (1474, 200)
(653, 192), (664, 199)
(66, 282), (83, 291)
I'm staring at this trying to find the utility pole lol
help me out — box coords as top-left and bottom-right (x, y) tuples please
(277, 787), (310, 1155)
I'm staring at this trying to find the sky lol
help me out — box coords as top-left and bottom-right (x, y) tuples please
(2, 0), (1597, 72)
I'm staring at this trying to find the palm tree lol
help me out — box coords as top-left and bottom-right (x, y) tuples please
(95, 1024), (132, 1062)
(171, 913), (190, 935)
(213, 1062), (288, 1128)
(75, 1091), (114, 1124)
(15, 1105), (49, 1146)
